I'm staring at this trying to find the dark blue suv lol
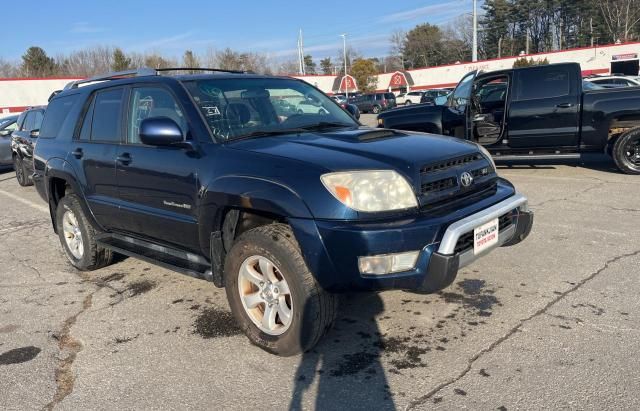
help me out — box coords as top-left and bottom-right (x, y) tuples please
(33, 68), (533, 356)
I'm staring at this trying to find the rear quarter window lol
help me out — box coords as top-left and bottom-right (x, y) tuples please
(516, 68), (570, 100)
(40, 95), (79, 138)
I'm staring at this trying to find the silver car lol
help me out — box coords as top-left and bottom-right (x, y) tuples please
(0, 115), (19, 167)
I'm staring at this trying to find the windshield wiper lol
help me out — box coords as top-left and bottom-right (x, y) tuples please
(230, 128), (307, 141)
(300, 121), (355, 131)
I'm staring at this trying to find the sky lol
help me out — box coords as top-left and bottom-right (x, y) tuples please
(3, 0), (478, 62)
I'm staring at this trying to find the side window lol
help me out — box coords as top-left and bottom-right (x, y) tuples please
(128, 86), (186, 144)
(516, 68), (570, 100)
(90, 88), (124, 142)
(40, 95), (78, 138)
(33, 111), (44, 131)
(16, 112), (27, 131)
(78, 96), (96, 141)
(450, 72), (476, 108)
(5, 122), (17, 131)
(22, 112), (35, 131)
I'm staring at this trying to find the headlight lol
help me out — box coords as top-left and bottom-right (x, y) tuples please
(477, 144), (496, 171)
(321, 170), (417, 212)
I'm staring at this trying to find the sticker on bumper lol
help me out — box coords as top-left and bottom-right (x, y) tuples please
(474, 218), (499, 255)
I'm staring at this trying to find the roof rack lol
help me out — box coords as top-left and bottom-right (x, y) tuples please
(63, 67), (248, 90)
(156, 67), (248, 74)
(63, 68), (157, 90)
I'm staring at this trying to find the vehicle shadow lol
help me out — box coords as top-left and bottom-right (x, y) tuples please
(289, 292), (395, 411)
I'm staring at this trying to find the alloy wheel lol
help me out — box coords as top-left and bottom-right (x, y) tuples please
(62, 210), (84, 259)
(237, 255), (293, 335)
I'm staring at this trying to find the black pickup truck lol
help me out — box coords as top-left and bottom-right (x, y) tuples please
(377, 63), (640, 174)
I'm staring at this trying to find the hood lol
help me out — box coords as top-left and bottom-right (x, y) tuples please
(226, 127), (479, 177)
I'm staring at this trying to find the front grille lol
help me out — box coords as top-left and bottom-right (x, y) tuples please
(421, 177), (456, 194)
(420, 153), (482, 174)
(453, 211), (515, 254)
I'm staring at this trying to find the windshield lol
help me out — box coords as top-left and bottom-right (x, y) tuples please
(182, 78), (358, 141)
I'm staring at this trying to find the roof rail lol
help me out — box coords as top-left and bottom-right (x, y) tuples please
(63, 67), (157, 90)
(155, 67), (248, 74)
(62, 67), (250, 91)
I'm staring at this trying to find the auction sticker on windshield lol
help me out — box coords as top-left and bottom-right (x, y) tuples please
(474, 218), (499, 255)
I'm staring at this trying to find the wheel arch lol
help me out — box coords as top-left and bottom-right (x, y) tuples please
(198, 175), (314, 286)
(44, 160), (104, 234)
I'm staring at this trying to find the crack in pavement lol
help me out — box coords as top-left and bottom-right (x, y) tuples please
(531, 181), (607, 208)
(44, 292), (95, 411)
(405, 249), (640, 410)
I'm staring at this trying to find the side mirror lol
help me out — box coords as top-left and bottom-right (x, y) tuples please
(139, 117), (184, 146)
(30, 129), (40, 138)
(345, 104), (360, 120)
(0, 129), (11, 137)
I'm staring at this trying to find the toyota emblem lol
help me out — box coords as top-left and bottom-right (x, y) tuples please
(460, 172), (474, 188)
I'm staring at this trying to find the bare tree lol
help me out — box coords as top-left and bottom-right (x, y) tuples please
(599, 0), (640, 42)
(389, 30), (406, 69)
(0, 58), (20, 77)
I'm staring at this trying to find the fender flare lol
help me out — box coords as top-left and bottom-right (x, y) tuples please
(44, 158), (105, 233)
(197, 175), (313, 256)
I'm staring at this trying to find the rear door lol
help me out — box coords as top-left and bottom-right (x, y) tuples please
(67, 88), (124, 230)
(507, 65), (580, 148)
(115, 84), (200, 251)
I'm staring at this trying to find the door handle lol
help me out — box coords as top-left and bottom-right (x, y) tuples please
(556, 103), (573, 108)
(116, 153), (132, 165)
(71, 148), (83, 159)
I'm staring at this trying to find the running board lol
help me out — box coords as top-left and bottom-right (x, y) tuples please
(96, 233), (213, 282)
(492, 153), (581, 161)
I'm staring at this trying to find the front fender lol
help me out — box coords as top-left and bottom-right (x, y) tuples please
(197, 175), (314, 256)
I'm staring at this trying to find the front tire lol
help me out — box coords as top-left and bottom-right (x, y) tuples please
(56, 194), (113, 270)
(372, 105), (381, 114)
(612, 128), (640, 174)
(405, 100), (412, 106)
(224, 224), (338, 356)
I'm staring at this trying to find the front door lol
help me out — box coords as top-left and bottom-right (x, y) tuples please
(115, 85), (200, 251)
(507, 65), (580, 148)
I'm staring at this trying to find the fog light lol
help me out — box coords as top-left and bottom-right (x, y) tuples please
(358, 251), (420, 275)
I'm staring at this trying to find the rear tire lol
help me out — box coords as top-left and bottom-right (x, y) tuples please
(224, 223), (338, 356)
(14, 156), (32, 187)
(612, 128), (640, 174)
(405, 100), (412, 106)
(372, 105), (381, 114)
(56, 194), (113, 270)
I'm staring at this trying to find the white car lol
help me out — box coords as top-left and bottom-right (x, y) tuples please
(396, 91), (425, 105)
(296, 100), (329, 114)
(584, 75), (640, 88)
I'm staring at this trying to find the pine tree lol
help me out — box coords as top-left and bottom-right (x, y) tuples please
(21, 47), (57, 77)
(112, 48), (131, 72)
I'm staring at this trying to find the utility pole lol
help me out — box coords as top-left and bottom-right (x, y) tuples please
(297, 29), (305, 75)
(525, 27), (530, 54)
(498, 36), (502, 58)
(472, 0), (478, 62)
(340, 33), (348, 98)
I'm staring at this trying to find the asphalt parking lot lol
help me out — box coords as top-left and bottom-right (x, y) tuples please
(1, 118), (640, 409)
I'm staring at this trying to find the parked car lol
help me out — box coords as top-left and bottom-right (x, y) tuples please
(349, 92), (396, 113)
(296, 99), (329, 114)
(584, 75), (640, 88)
(11, 106), (45, 185)
(397, 91), (425, 105)
(330, 95), (348, 104)
(34, 67), (532, 355)
(0, 115), (19, 168)
(378, 62), (640, 174)
(420, 89), (451, 106)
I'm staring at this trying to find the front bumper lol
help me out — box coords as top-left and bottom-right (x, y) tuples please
(290, 189), (533, 292)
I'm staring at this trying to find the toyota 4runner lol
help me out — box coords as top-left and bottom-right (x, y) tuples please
(33, 68), (533, 356)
